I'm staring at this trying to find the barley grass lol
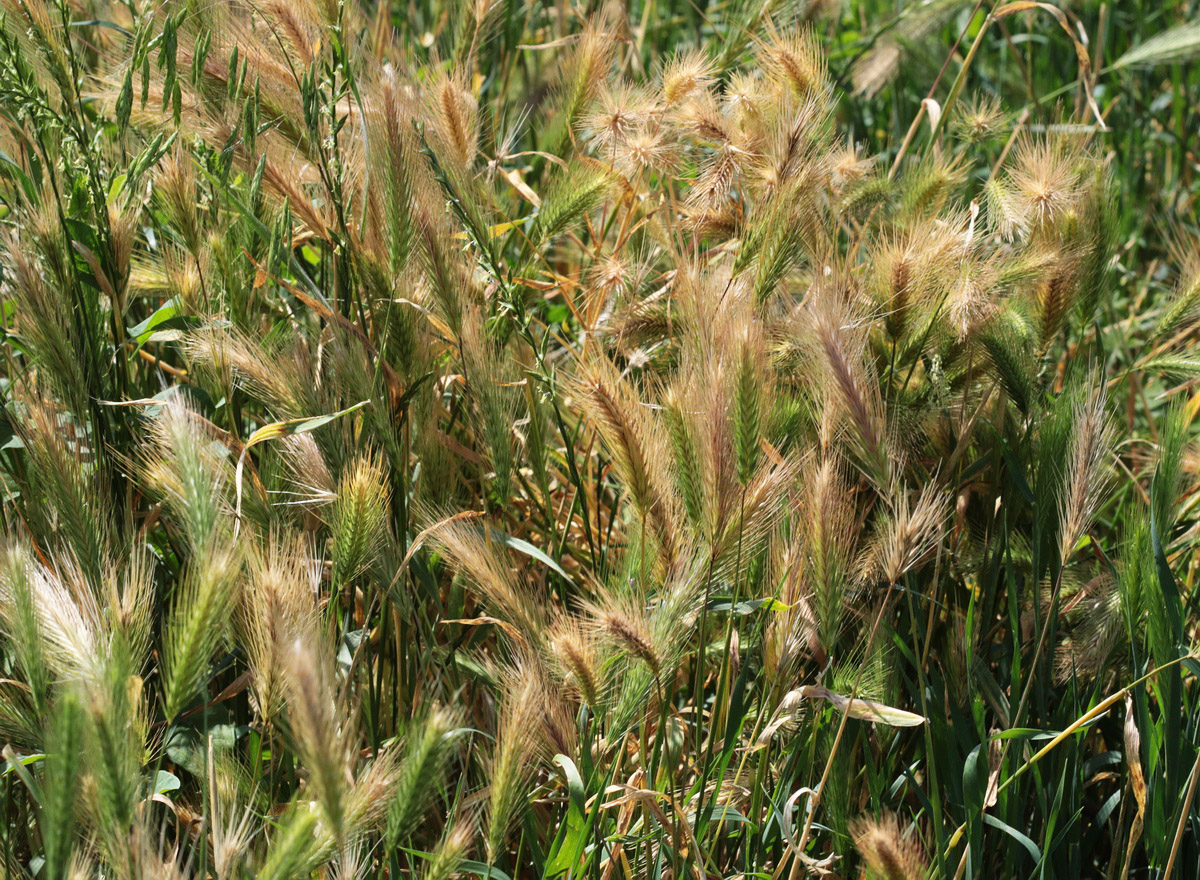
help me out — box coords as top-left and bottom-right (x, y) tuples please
(0, 0), (1198, 877)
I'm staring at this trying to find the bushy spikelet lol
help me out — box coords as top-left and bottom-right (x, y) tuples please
(533, 159), (613, 246)
(573, 354), (680, 565)
(423, 510), (544, 643)
(364, 69), (420, 275)
(850, 813), (929, 880)
(550, 615), (603, 708)
(1054, 573), (1124, 684)
(841, 174), (895, 221)
(1058, 385), (1114, 562)
(581, 81), (656, 152)
(330, 455), (390, 587)
(103, 551), (155, 670)
(1005, 137), (1088, 234)
(140, 400), (230, 550)
(422, 822), (476, 880)
(661, 49), (714, 105)
(386, 706), (462, 847)
(281, 634), (353, 845)
(344, 742), (403, 833)
(161, 547), (240, 720)
(952, 95), (1007, 144)
(864, 483), (950, 586)
(0, 542), (52, 717)
(485, 675), (543, 862)
(241, 535), (321, 721)
(41, 690), (85, 880)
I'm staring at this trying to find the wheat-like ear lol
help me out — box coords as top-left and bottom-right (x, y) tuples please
(15, 397), (110, 579)
(154, 150), (203, 254)
(550, 614), (604, 710)
(161, 546), (240, 721)
(184, 327), (304, 416)
(421, 508), (546, 644)
(810, 294), (891, 487)
(3, 233), (90, 417)
(1152, 239), (1200, 340)
(1054, 572), (1124, 684)
(850, 813), (929, 880)
(281, 633), (354, 847)
(586, 589), (663, 680)
(660, 48), (714, 106)
(0, 545), (102, 686)
(1058, 384), (1114, 562)
(759, 28), (827, 100)
(82, 646), (147, 878)
(850, 0), (960, 97)
(257, 803), (323, 880)
(425, 71), (479, 175)
(330, 455), (390, 587)
(0, 541), (52, 717)
(40, 688), (85, 880)
(485, 673), (543, 862)
(532, 159), (614, 247)
(241, 533), (321, 722)
(572, 354), (682, 568)
(732, 324), (767, 486)
(386, 706), (462, 847)
(140, 399), (232, 551)
(802, 455), (857, 663)
(102, 549), (155, 671)
(980, 310), (1038, 415)
(422, 821), (476, 880)
(206, 741), (260, 880)
(863, 482), (950, 586)
(1112, 20), (1200, 68)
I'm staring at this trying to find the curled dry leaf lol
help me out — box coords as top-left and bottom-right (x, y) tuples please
(1122, 694), (1146, 879)
(798, 685), (926, 727)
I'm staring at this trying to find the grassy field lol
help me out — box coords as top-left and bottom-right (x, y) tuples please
(0, 0), (1199, 877)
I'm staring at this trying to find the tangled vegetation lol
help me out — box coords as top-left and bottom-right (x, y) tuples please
(1, 0), (1199, 877)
